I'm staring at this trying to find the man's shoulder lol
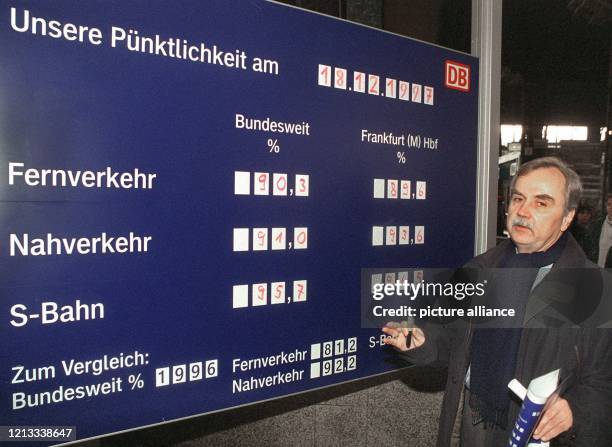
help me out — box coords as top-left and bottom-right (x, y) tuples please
(465, 239), (512, 268)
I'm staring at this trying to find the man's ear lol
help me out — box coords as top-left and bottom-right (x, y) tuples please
(561, 209), (576, 232)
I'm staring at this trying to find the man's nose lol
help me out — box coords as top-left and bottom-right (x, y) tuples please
(516, 201), (531, 218)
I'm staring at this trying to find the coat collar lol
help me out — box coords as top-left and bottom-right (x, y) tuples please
(524, 235), (597, 326)
(475, 234), (591, 326)
(475, 232), (586, 269)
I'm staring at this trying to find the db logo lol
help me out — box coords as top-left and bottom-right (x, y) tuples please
(445, 60), (470, 92)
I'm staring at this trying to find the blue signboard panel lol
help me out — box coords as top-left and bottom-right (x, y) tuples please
(0, 1), (478, 444)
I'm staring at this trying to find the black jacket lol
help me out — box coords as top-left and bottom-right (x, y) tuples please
(398, 235), (612, 447)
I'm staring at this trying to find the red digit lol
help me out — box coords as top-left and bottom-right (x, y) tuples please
(355, 72), (363, 90)
(297, 231), (307, 245)
(258, 174), (267, 191)
(320, 65), (329, 84)
(336, 69), (344, 87)
(369, 75), (379, 93)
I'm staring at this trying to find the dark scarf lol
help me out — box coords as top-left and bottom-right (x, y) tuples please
(468, 232), (568, 428)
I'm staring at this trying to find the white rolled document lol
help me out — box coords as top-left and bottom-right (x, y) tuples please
(507, 369), (560, 447)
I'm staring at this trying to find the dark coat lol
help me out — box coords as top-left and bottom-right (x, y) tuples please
(583, 218), (612, 268)
(398, 235), (612, 447)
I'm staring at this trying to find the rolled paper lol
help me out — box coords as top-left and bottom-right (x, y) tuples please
(507, 369), (560, 447)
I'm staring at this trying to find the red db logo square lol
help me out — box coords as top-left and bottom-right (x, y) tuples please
(445, 60), (470, 92)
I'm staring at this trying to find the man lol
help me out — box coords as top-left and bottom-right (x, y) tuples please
(382, 157), (612, 446)
(584, 193), (612, 268)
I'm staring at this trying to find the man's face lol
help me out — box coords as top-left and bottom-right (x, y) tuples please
(577, 210), (592, 225)
(506, 167), (575, 253)
(607, 197), (612, 219)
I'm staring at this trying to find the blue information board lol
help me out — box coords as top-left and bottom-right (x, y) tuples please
(0, 1), (478, 444)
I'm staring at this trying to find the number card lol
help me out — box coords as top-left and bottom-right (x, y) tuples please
(189, 362), (203, 381)
(310, 343), (321, 360)
(373, 178), (385, 199)
(294, 227), (308, 249)
(234, 171), (250, 195)
(415, 226), (425, 244)
(384, 272), (396, 284)
(253, 283), (268, 306)
(271, 281), (285, 305)
(254, 172), (269, 195)
(271, 227), (286, 250)
(387, 179), (398, 199)
(370, 273), (382, 292)
(173, 365), (187, 384)
(334, 358), (344, 374)
(399, 81), (410, 101)
(334, 67), (347, 89)
(273, 173), (288, 196)
(385, 78), (397, 98)
(416, 181), (427, 199)
(399, 226), (410, 245)
(411, 83), (422, 103)
(334, 339), (344, 355)
(323, 359), (333, 376)
(353, 71), (365, 93)
(368, 74), (380, 95)
(310, 362), (321, 379)
(293, 280), (307, 302)
(424, 86), (434, 105)
(155, 367), (170, 387)
(205, 359), (218, 378)
(386, 226), (397, 245)
(232, 284), (249, 309)
(372, 226), (384, 246)
(318, 64), (331, 87)
(400, 180), (411, 199)
(322, 341), (333, 358)
(253, 228), (268, 251)
(347, 337), (358, 353)
(295, 174), (309, 197)
(233, 228), (249, 252)
(347, 355), (357, 371)
(414, 270), (424, 283)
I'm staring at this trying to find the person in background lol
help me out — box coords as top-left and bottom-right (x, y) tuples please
(584, 193), (612, 268)
(569, 200), (594, 250)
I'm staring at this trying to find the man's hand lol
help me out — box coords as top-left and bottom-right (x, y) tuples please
(381, 322), (425, 351)
(532, 397), (573, 442)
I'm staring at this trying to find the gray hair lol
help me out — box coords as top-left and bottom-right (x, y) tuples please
(509, 156), (582, 214)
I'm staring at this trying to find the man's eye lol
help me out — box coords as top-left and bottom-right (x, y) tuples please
(512, 196), (522, 203)
(537, 201), (547, 207)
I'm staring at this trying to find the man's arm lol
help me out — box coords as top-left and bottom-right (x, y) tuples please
(537, 329), (612, 445)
